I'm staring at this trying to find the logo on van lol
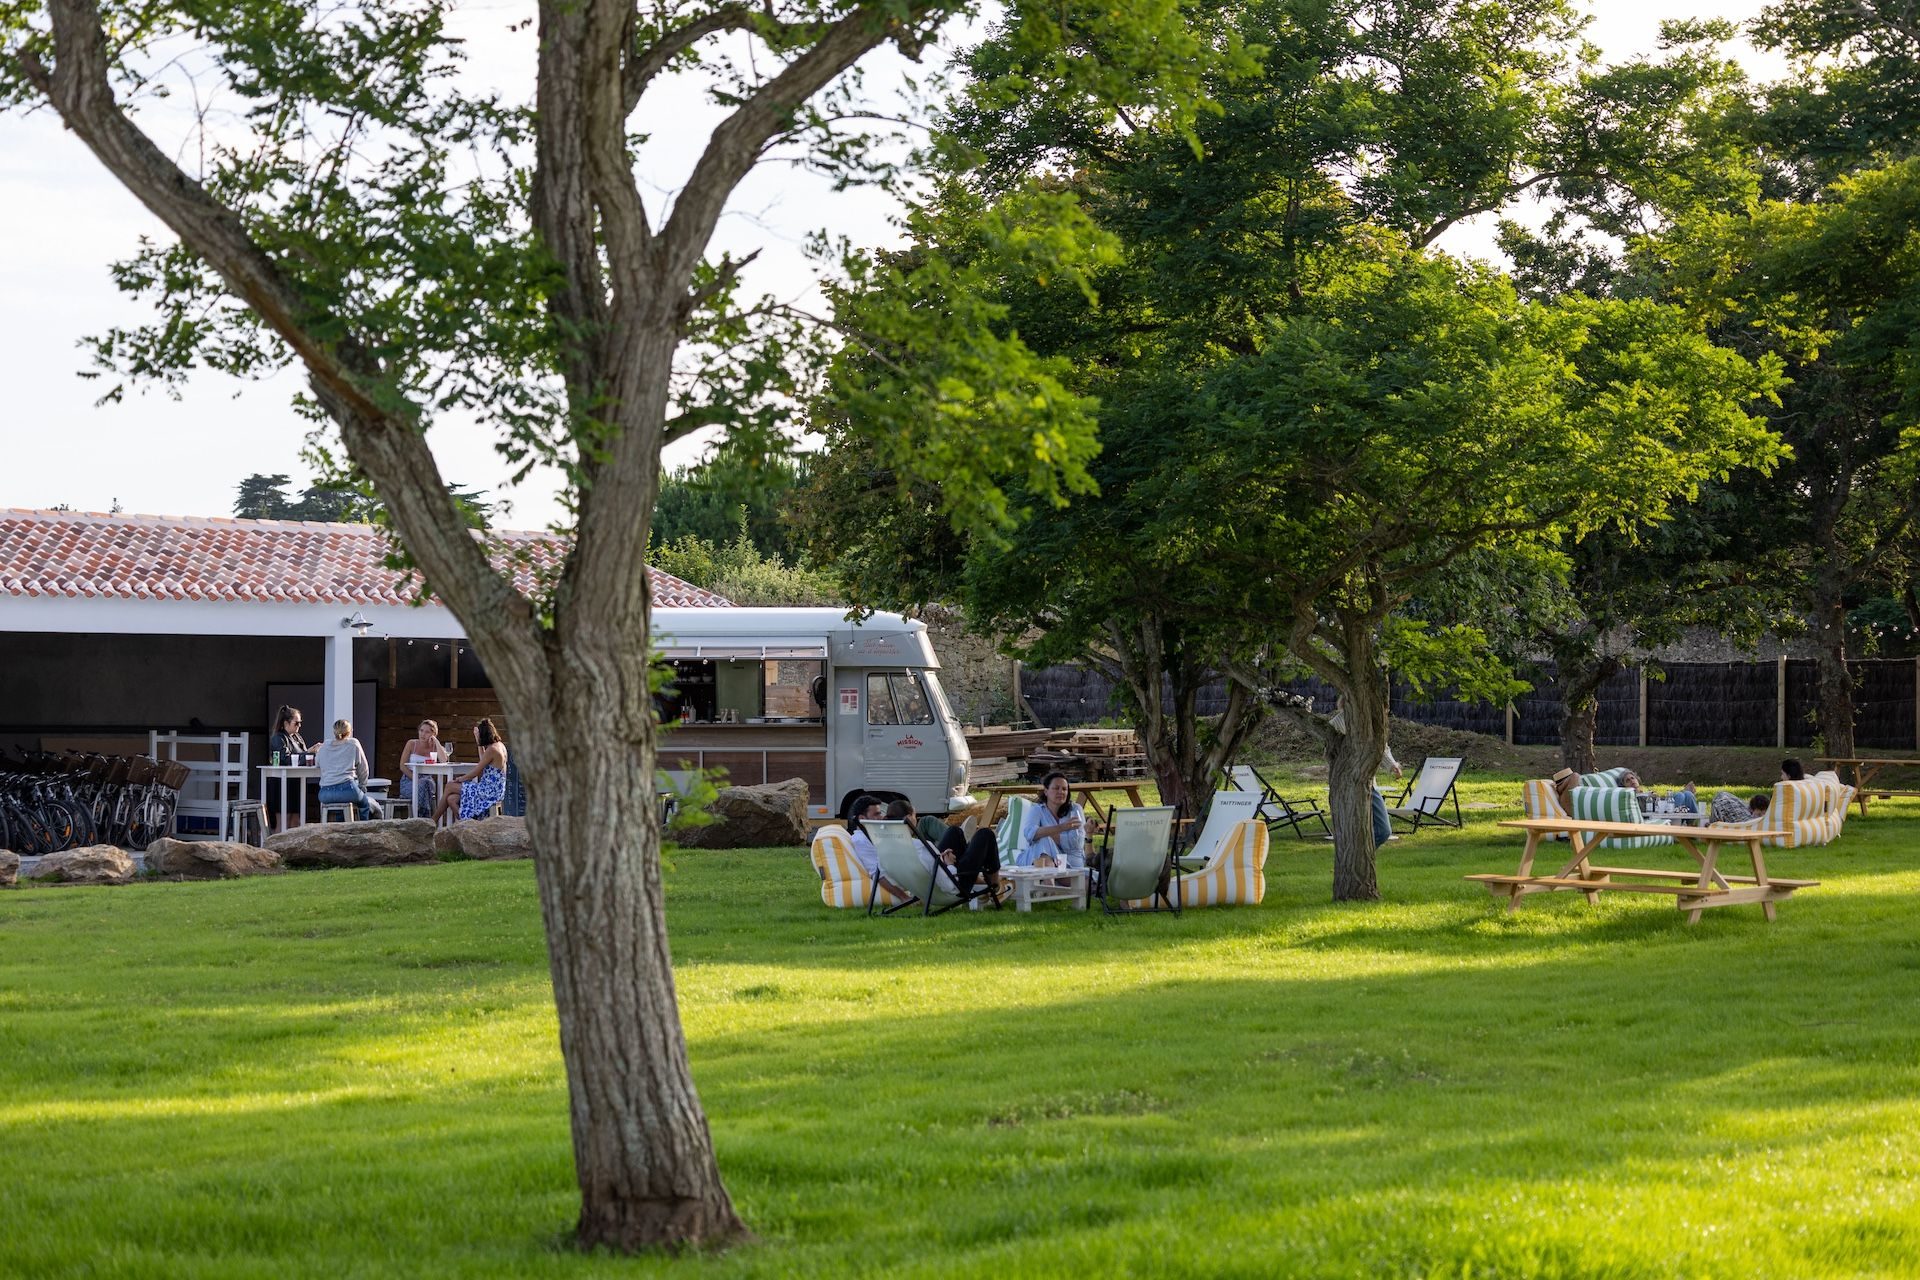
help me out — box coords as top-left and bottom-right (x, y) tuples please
(896, 735), (923, 749)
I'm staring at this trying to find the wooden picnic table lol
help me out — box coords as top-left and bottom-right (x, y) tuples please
(1467, 817), (1818, 925)
(977, 780), (1150, 830)
(1815, 756), (1920, 816)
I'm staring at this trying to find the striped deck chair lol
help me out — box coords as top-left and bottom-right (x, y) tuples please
(1718, 778), (1846, 849)
(1522, 778), (1569, 821)
(1568, 785), (1674, 850)
(809, 825), (910, 910)
(1140, 819), (1267, 908)
(996, 795), (1034, 866)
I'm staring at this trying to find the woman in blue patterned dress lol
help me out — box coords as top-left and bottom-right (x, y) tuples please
(434, 718), (508, 824)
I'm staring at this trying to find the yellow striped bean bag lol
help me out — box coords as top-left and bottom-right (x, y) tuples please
(1718, 778), (1847, 849)
(1523, 778), (1568, 821)
(810, 825), (910, 909)
(1131, 820), (1268, 908)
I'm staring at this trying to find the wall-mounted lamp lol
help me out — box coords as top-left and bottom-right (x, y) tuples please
(341, 611), (374, 637)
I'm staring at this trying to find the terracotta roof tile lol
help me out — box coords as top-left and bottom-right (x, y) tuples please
(0, 509), (730, 609)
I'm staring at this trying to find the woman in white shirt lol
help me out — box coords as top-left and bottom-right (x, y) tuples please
(1020, 772), (1086, 868)
(397, 719), (446, 819)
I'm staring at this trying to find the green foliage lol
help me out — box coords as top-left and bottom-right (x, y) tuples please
(652, 454), (810, 563)
(232, 470), (492, 527)
(649, 523), (842, 608)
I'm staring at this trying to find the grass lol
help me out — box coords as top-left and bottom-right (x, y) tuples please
(3, 774), (1919, 1278)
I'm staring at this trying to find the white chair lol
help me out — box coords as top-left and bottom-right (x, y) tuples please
(1385, 757), (1466, 832)
(319, 802), (358, 824)
(1175, 789), (1263, 872)
(149, 730), (249, 841)
(1224, 763), (1330, 838)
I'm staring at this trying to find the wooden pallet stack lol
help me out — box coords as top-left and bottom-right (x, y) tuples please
(1035, 728), (1148, 781)
(962, 724), (1055, 786)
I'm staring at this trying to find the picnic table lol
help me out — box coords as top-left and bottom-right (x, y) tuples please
(1815, 756), (1920, 816)
(1467, 817), (1818, 924)
(976, 780), (1150, 830)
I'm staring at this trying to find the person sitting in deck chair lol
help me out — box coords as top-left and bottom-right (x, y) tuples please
(1020, 772), (1088, 868)
(847, 795), (914, 902)
(885, 800), (1005, 902)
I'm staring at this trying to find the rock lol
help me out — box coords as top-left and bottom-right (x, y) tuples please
(677, 778), (809, 849)
(34, 845), (135, 885)
(0, 850), (17, 888)
(432, 816), (532, 860)
(145, 837), (282, 879)
(265, 818), (437, 869)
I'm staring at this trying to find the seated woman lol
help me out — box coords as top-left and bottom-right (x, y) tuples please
(885, 800), (1003, 902)
(315, 719), (383, 820)
(265, 704), (311, 828)
(846, 794), (912, 901)
(397, 719), (446, 818)
(433, 718), (508, 823)
(1019, 772), (1086, 868)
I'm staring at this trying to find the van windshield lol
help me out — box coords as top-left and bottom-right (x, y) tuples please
(919, 670), (954, 724)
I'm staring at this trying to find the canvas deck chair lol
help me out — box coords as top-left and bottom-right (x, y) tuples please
(865, 820), (995, 917)
(1096, 805), (1178, 915)
(1175, 789), (1264, 873)
(1385, 757), (1465, 832)
(1224, 763), (1329, 838)
(995, 795), (1033, 865)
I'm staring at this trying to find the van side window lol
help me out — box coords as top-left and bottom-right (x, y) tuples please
(890, 673), (934, 724)
(866, 673), (899, 724)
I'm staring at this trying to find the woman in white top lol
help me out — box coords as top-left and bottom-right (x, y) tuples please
(1020, 772), (1087, 868)
(315, 719), (383, 820)
(398, 719), (446, 819)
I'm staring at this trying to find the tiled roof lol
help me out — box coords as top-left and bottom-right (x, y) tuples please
(0, 508), (731, 609)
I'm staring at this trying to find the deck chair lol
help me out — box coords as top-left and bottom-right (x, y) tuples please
(1096, 805), (1178, 914)
(1224, 764), (1330, 838)
(1175, 789), (1264, 873)
(865, 820), (995, 917)
(1385, 757), (1465, 832)
(995, 794), (1033, 865)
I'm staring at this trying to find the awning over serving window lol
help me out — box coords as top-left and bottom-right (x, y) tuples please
(654, 642), (829, 660)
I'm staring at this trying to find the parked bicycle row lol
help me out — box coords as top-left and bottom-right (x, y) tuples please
(0, 751), (187, 855)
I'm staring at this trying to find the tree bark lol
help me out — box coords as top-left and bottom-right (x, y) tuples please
(526, 626), (746, 1250)
(1326, 661), (1389, 903)
(1811, 583), (1857, 759)
(1554, 653), (1619, 775)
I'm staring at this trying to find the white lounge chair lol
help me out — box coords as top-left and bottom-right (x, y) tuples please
(1096, 805), (1178, 914)
(1224, 763), (1330, 839)
(865, 820), (995, 917)
(1385, 757), (1465, 832)
(1174, 789), (1264, 873)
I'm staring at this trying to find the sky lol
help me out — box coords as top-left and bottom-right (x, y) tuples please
(0, 2), (1779, 532)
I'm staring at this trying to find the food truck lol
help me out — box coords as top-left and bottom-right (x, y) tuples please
(652, 607), (973, 822)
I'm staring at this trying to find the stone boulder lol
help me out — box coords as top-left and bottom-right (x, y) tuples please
(433, 815), (532, 861)
(34, 845), (135, 885)
(0, 850), (17, 888)
(145, 837), (283, 880)
(265, 818), (437, 869)
(676, 778), (809, 849)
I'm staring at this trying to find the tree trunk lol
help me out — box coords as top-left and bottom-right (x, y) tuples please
(520, 626), (748, 1252)
(1811, 585), (1856, 759)
(1326, 664), (1389, 902)
(1555, 654), (1619, 775)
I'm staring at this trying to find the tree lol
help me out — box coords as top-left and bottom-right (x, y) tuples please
(807, 1), (1786, 897)
(652, 453), (809, 562)
(2, 0), (1224, 1252)
(235, 471), (494, 526)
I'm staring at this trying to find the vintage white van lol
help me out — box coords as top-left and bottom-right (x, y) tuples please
(651, 607), (973, 821)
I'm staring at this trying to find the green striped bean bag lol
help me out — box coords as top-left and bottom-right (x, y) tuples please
(1568, 785), (1674, 850)
(1578, 767), (1632, 789)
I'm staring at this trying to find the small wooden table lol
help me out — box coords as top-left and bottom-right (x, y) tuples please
(978, 781), (1149, 829)
(1468, 818), (1818, 924)
(996, 865), (1091, 912)
(1815, 756), (1920, 816)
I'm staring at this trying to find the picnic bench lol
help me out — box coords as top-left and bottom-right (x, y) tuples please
(1815, 757), (1920, 816)
(1467, 818), (1819, 924)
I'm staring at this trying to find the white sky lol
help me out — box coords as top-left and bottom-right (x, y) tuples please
(0, 2), (1778, 531)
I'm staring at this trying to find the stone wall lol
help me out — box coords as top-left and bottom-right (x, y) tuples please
(918, 605), (1023, 726)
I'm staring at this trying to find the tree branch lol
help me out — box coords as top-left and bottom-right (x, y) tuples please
(27, 0), (545, 680)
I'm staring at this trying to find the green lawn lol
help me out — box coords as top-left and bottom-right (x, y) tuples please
(4, 778), (1919, 1278)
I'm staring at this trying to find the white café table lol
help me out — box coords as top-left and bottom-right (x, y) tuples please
(259, 764), (321, 832)
(407, 760), (474, 827)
